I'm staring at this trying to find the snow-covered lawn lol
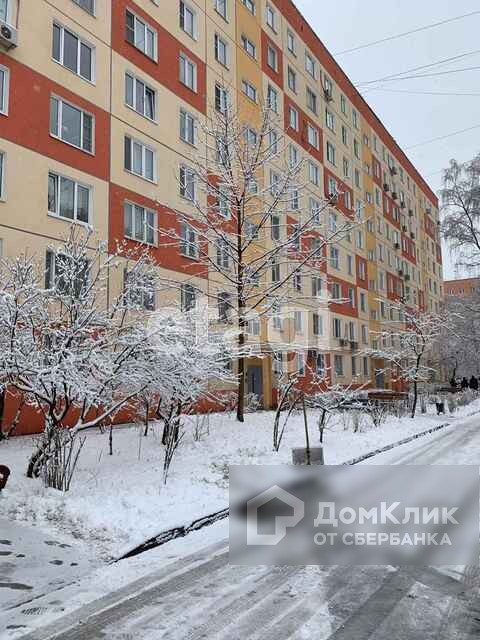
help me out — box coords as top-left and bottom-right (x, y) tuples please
(2, 399), (479, 560)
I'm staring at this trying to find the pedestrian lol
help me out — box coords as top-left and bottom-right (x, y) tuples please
(469, 375), (479, 391)
(461, 377), (469, 390)
(431, 394), (445, 416)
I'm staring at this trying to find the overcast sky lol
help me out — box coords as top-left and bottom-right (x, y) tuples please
(295, 0), (480, 279)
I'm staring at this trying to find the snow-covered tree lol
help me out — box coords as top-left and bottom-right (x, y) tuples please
(368, 302), (446, 418)
(441, 154), (480, 272)
(163, 100), (360, 422)
(0, 228), (165, 489)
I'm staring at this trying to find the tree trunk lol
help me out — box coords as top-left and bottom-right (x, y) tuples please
(236, 317), (246, 423)
(0, 388), (5, 440)
(302, 396), (311, 465)
(411, 380), (418, 419)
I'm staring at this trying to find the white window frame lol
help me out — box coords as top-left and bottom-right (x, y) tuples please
(48, 171), (92, 225)
(124, 135), (157, 183)
(125, 9), (158, 61)
(179, 164), (197, 202)
(266, 4), (277, 32)
(242, 79), (257, 102)
(288, 106), (299, 131)
(241, 34), (256, 58)
(52, 21), (95, 83)
(308, 161), (319, 186)
(242, 0), (255, 15)
(125, 71), (157, 121)
(215, 0), (228, 21)
(72, 0), (96, 15)
(214, 33), (229, 67)
(179, 0), (198, 40)
(50, 95), (94, 154)
(307, 124), (319, 149)
(179, 108), (196, 146)
(267, 44), (278, 71)
(287, 30), (296, 55)
(180, 222), (199, 259)
(124, 200), (157, 246)
(0, 64), (9, 116)
(179, 52), (198, 91)
(0, 151), (5, 201)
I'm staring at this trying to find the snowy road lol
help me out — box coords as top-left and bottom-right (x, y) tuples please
(9, 415), (480, 639)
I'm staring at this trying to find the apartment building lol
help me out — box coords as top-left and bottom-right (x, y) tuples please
(445, 277), (479, 299)
(0, 0), (443, 421)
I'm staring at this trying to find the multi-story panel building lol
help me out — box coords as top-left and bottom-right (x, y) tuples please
(0, 0), (443, 421)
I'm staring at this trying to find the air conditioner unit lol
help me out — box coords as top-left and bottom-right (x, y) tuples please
(410, 232), (415, 240)
(349, 341), (359, 350)
(339, 338), (348, 347)
(405, 274), (411, 281)
(398, 269), (404, 277)
(408, 209), (414, 217)
(426, 207), (432, 215)
(383, 183), (390, 192)
(0, 20), (18, 49)
(394, 242), (400, 250)
(400, 201), (406, 209)
(402, 225), (407, 232)
(389, 166), (398, 176)
(323, 88), (333, 102)
(391, 191), (398, 200)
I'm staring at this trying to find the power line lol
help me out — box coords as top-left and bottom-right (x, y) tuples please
(358, 64), (480, 87)
(362, 87), (480, 97)
(335, 10), (480, 55)
(405, 124), (480, 150)
(356, 50), (480, 87)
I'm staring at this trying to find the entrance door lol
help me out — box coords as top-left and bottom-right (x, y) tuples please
(375, 369), (385, 389)
(247, 366), (263, 405)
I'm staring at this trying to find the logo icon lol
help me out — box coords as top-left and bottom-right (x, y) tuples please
(246, 485), (305, 546)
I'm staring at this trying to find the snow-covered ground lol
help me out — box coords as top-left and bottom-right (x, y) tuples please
(1, 399), (479, 559)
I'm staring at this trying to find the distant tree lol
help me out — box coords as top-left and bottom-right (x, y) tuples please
(441, 154), (480, 272)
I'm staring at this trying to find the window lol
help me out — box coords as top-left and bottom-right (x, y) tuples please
(353, 138), (360, 159)
(294, 310), (303, 333)
(306, 87), (317, 114)
(125, 73), (156, 120)
(180, 222), (199, 259)
(46, 250), (89, 298)
(269, 170), (280, 196)
(266, 4), (276, 31)
(330, 246), (339, 269)
(351, 356), (357, 377)
(333, 317), (342, 338)
(305, 52), (316, 78)
(361, 324), (368, 344)
(0, 65), (9, 115)
(326, 141), (336, 165)
(308, 161), (319, 186)
(126, 10), (157, 60)
(312, 275), (322, 297)
(248, 316), (260, 336)
(48, 172), (91, 224)
(271, 214), (280, 241)
(287, 66), (297, 93)
(241, 34), (256, 58)
(343, 157), (350, 179)
(289, 144), (299, 168)
(287, 30), (296, 55)
(242, 79), (257, 102)
(316, 353), (325, 376)
(296, 352), (305, 376)
(215, 0), (228, 20)
(50, 96), (93, 153)
(242, 0), (255, 14)
(124, 201), (156, 245)
(348, 287), (355, 307)
(288, 106), (299, 131)
(334, 355), (344, 377)
(52, 23), (94, 82)
(347, 254), (353, 275)
(218, 291), (233, 322)
(271, 259), (280, 283)
(313, 313), (323, 336)
(325, 109), (335, 131)
(180, 165), (196, 201)
(216, 238), (230, 269)
(267, 45), (278, 71)
(267, 85), (278, 112)
(217, 185), (231, 218)
(363, 357), (369, 377)
(179, 53), (197, 91)
(352, 108), (358, 129)
(307, 124), (319, 149)
(0, 152), (4, 200)
(181, 283), (196, 312)
(180, 109), (196, 145)
(268, 129), (279, 155)
(341, 125), (348, 146)
(124, 135), (156, 181)
(179, 1), (197, 39)
(310, 197), (321, 223)
(73, 0), (95, 14)
(340, 94), (347, 115)
(215, 84), (229, 113)
(214, 33), (229, 66)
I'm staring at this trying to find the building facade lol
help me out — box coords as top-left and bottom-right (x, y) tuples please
(444, 277), (479, 299)
(0, 0), (443, 429)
